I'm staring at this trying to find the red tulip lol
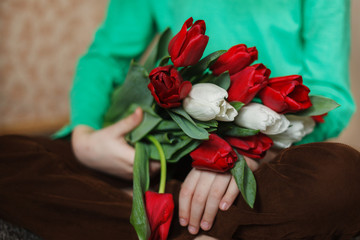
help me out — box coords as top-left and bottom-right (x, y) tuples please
(190, 134), (238, 172)
(145, 191), (174, 240)
(227, 63), (270, 104)
(168, 17), (209, 67)
(225, 133), (273, 159)
(259, 75), (312, 114)
(148, 65), (192, 108)
(210, 44), (258, 76)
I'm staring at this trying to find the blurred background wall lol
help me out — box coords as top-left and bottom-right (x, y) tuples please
(0, 0), (359, 150)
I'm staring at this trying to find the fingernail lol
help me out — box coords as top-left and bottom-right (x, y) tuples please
(201, 221), (210, 230)
(179, 218), (187, 226)
(188, 225), (197, 235)
(220, 202), (229, 210)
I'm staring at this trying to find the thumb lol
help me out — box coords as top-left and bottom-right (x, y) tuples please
(107, 107), (143, 136)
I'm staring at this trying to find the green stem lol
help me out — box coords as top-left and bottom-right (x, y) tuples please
(146, 135), (166, 194)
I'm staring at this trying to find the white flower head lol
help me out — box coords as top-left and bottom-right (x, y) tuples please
(234, 102), (290, 135)
(183, 83), (238, 121)
(271, 115), (316, 148)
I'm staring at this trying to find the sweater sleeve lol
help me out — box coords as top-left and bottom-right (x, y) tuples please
(297, 0), (355, 144)
(54, 0), (155, 138)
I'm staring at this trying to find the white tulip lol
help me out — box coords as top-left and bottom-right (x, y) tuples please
(271, 115), (316, 148)
(183, 83), (238, 121)
(234, 103), (290, 135)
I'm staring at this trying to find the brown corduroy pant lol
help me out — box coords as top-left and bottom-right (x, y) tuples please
(0, 135), (360, 240)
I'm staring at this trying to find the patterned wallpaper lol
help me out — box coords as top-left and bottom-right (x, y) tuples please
(0, 0), (107, 134)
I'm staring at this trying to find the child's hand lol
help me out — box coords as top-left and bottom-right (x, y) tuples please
(71, 108), (160, 179)
(179, 157), (259, 235)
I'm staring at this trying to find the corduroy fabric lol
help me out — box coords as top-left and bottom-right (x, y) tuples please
(0, 135), (359, 240)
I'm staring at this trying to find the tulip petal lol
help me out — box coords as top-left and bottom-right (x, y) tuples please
(168, 17), (193, 59)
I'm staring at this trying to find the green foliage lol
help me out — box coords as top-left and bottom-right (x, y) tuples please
(168, 110), (209, 140)
(296, 95), (340, 116)
(201, 71), (231, 90)
(181, 50), (226, 80)
(103, 61), (153, 126)
(130, 142), (151, 240)
(230, 152), (257, 208)
(230, 101), (245, 111)
(219, 123), (259, 137)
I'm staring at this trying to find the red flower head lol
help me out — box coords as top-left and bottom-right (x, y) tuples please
(168, 17), (209, 67)
(227, 63), (271, 104)
(145, 191), (174, 240)
(148, 65), (192, 108)
(190, 134), (238, 172)
(259, 75), (312, 114)
(210, 44), (258, 76)
(225, 133), (273, 159)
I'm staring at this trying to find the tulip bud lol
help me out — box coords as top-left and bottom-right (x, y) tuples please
(259, 75), (312, 114)
(210, 44), (258, 76)
(168, 17), (209, 67)
(225, 133), (273, 159)
(190, 134), (237, 172)
(271, 115), (316, 148)
(145, 191), (174, 240)
(234, 103), (290, 135)
(183, 83), (238, 121)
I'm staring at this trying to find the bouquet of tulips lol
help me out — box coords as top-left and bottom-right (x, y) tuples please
(104, 17), (339, 240)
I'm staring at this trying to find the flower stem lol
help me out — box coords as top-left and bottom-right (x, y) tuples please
(146, 135), (166, 194)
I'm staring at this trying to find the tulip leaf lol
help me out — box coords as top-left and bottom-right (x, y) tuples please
(230, 101), (245, 111)
(230, 152), (256, 209)
(147, 136), (201, 162)
(170, 107), (197, 126)
(159, 56), (171, 66)
(167, 110), (209, 140)
(149, 131), (185, 144)
(153, 120), (181, 132)
(168, 139), (201, 162)
(181, 50), (226, 80)
(129, 111), (162, 143)
(103, 61), (153, 126)
(194, 119), (218, 129)
(219, 123), (259, 137)
(130, 142), (151, 240)
(144, 27), (172, 72)
(296, 95), (340, 117)
(208, 71), (231, 90)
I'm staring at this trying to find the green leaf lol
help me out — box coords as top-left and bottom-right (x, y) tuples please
(193, 119), (218, 129)
(230, 152), (256, 208)
(144, 28), (172, 72)
(130, 142), (151, 240)
(149, 132), (185, 144)
(103, 61), (153, 126)
(147, 136), (201, 163)
(167, 110), (209, 140)
(296, 95), (340, 116)
(181, 50), (226, 80)
(159, 56), (171, 66)
(207, 71), (231, 90)
(168, 139), (201, 162)
(153, 120), (181, 132)
(230, 101), (245, 111)
(129, 111), (162, 143)
(219, 123), (259, 137)
(170, 107), (197, 126)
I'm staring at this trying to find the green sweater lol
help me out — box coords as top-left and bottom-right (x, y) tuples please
(55, 0), (355, 144)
